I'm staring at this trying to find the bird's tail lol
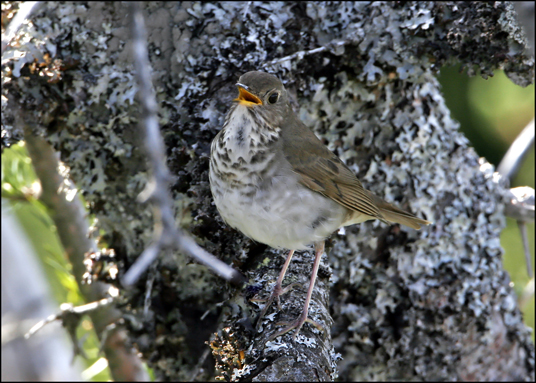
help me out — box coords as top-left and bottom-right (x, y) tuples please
(367, 190), (431, 230)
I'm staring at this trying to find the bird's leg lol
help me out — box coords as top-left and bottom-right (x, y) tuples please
(253, 249), (296, 329)
(269, 241), (326, 341)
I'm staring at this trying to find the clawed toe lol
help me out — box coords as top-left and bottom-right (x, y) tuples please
(280, 282), (300, 295)
(254, 281), (298, 329)
(267, 313), (325, 341)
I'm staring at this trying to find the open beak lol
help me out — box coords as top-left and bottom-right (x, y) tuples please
(235, 83), (262, 106)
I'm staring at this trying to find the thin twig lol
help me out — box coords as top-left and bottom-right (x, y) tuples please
(1, 1), (40, 53)
(263, 39), (348, 68)
(497, 119), (535, 182)
(503, 186), (535, 282)
(517, 221), (533, 278)
(123, 2), (245, 288)
(25, 298), (114, 339)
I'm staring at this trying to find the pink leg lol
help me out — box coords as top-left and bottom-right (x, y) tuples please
(255, 249), (296, 329)
(269, 241), (326, 340)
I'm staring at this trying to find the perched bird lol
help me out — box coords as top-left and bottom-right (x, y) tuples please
(209, 71), (431, 339)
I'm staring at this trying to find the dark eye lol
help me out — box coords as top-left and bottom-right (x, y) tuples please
(268, 92), (279, 104)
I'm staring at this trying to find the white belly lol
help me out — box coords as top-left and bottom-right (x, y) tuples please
(210, 167), (347, 250)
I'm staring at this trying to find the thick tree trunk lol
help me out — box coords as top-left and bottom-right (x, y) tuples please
(2, 1), (534, 381)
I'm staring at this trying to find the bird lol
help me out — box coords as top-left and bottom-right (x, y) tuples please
(209, 71), (431, 339)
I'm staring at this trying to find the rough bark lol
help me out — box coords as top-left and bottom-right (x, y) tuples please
(2, 1), (534, 381)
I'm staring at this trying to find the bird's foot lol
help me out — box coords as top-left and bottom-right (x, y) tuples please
(267, 311), (325, 341)
(252, 282), (301, 329)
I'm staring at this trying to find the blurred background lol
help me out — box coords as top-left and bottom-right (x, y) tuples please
(2, 66), (534, 379)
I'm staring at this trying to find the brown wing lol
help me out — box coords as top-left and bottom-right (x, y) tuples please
(282, 115), (385, 222)
(295, 155), (386, 220)
(282, 115), (430, 229)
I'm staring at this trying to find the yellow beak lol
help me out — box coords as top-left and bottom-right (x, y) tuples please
(235, 84), (262, 106)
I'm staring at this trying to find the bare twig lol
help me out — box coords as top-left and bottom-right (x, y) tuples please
(503, 186), (535, 278)
(1, 1), (40, 53)
(497, 119), (535, 182)
(263, 39), (348, 68)
(517, 221), (533, 278)
(25, 298), (114, 340)
(123, 2), (245, 288)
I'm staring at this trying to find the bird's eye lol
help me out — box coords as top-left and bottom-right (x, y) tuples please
(268, 92), (279, 104)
